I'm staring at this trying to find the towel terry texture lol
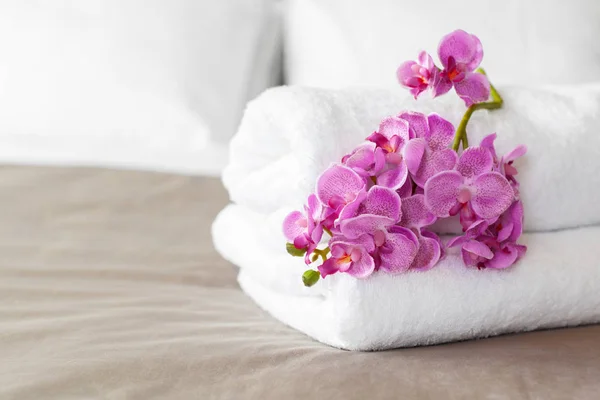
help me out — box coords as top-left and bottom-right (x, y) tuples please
(213, 85), (600, 350)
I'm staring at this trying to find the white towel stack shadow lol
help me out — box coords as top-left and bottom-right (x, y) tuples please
(212, 84), (600, 350)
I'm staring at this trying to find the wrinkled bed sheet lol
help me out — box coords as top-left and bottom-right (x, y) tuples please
(0, 166), (598, 399)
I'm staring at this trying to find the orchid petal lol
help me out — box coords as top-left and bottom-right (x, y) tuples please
(479, 133), (498, 162)
(396, 175), (413, 198)
(317, 165), (365, 206)
(340, 214), (394, 239)
(447, 234), (468, 248)
(438, 29), (484, 71)
(426, 113), (455, 151)
(346, 248), (376, 278)
(413, 148), (459, 188)
(463, 239), (494, 259)
(400, 194), (437, 228)
(424, 170), (463, 217)
(417, 51), (434, 70)
(397, 61), (418, 86)
(454, 72), (490, 106)
(379, 226), (419, 273)
(497, 221), (514, 242)
(283, 211), (306, 242)
(430, 70), (453, 98)
(404, 138), (426, 175)
(318, 258), (339, 278)
(471, 172), (514, 219)
(398, 111), (428, 139)
(503, 145), (528, 163)
(457, 146), (494, 178)
(377, 163), (408, 191)
(410, 231), (442, 271)
(508, 200), (524, 242)
(337, 189), (367, 221)
(343, 142), (379, 177)
(485, 245), (519, 269)
(378, 117), (410, 146)
(363, 186), (402, 221)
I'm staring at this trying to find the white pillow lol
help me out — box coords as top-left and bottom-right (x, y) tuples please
(0, 1), (281, 175)
(285, 0), (600, 88)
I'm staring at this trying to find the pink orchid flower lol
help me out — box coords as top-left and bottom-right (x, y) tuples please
(397, 51), (448, 99)
(340, 186), (419, 273)
(424, 146), (514, 228)
(447, 210), (527, 270)
(398, 30), (490, 106)
(316, 165), (367, 227)
(283, 194), (324, 262)
(318, 235), (375, 278)
(363, 116), (413, 189)
(399, 112), (458, 188)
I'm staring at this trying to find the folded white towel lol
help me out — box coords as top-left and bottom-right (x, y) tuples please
(213, 85), (600, 350)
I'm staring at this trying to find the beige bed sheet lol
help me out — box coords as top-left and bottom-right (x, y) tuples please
(0, 165), (599, 399)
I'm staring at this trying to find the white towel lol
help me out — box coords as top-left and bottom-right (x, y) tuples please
(213, 85), (600, 350)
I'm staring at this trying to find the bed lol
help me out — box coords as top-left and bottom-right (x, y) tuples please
(0, 165), (598, 399)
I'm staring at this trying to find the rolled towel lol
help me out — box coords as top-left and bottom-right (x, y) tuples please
(213, 85), (600, 350)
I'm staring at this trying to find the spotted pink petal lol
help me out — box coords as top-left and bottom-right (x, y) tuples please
(417, 51), (434, 70)
(479, 133), (499, 167)
(479, 133), (497, 153)
(346, 247), (376, 278)
(316, 165), (365, 206)
(430, 69), (453, 98)
(423, 229), (444, 257)
(503, 145), (527, 163)
(283, 211), (306, 242)
(362, 186), (402, 221)
(454, 72), (490, 106)
(497, 220), (514, 243)
(485, 244), (519, 269)
(400, 194), (437, 228)
(397, 175), (414, 198)
(353, 233), (376, 253)
(293, 233), (309, 250)
(438, 30), (484, 71)
(404, 138), (426, 175)
(398, 111), (428, 139)
(306, 194), (323, 243)
(426, 114), (455, 151)
(471, 172), (514, 219)
(412, 148), (459, 188)
(457, 146), (494, 178)
(377, 163), (408, 191)
(378, 117), (410, 146)
(410, 231), (442, 271)
(463, 240), (494, 259)
(498, 200), (524, 243)
(446, 234), (466, 248)
(343, 142), (385, 177)
(424, 170), (463, 217)
(318, 258), (339, 278)
(337, 189), (367, 221)
(379, 226), (419, 273)
(340, 214), (395, 239)
(508, 200), (524, 242)
(396, 61), (426, 97)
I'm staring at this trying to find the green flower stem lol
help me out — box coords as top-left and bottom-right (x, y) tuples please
(323, 227), (333, 237)
(311, 247), (330, 263)
(451, 68), (503, 151)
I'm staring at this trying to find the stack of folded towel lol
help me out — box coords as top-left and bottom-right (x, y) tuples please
(213, 84), (600, 350)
